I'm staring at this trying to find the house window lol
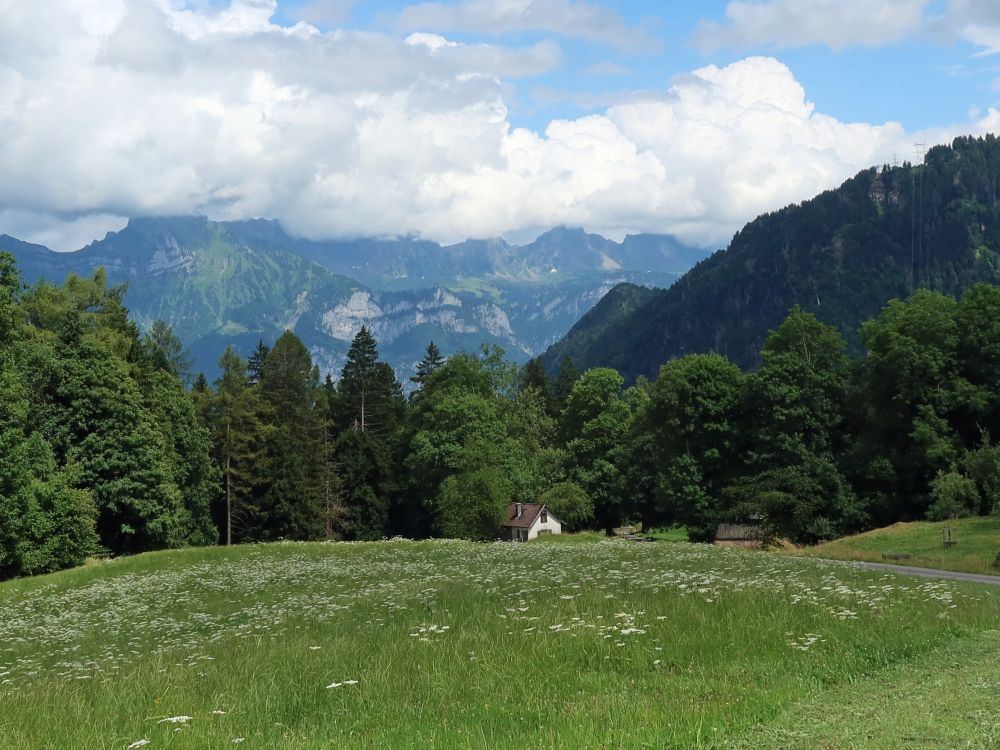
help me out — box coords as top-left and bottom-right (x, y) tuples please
(537, 529), (552, 536)
(541, 510), (547, 523)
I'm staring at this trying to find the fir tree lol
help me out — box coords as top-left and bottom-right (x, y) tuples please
(247, 339), (270, 387)
(256, 331), (326, 540)
(411, 341), (445, 388)
(212, 347), (264, 545)
(143, 320), (193, 386)
(337, 326), (404, 436)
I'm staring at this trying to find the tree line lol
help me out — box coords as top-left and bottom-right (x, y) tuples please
(3, 250), (1000, 580)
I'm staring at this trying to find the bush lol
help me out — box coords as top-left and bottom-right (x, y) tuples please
(437, 467), (512, 541)
(926, 471), (979, 521)
(539, 482), (593, 530)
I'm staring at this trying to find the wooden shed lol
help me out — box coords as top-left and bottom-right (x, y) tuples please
(714, 523), (763, 549)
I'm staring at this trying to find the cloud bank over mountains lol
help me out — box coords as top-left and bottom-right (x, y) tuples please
(1, 0), (997, 251)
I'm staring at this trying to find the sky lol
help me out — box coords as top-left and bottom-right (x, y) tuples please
(4, 1), (1000, 251)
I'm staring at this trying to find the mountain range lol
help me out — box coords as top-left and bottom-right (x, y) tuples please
(1, 217), (706, 381)
(543, 135), (1000, 381)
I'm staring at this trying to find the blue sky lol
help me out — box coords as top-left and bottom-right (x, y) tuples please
(4, 0), (1000, 250)
(262, 0), (1000, 133)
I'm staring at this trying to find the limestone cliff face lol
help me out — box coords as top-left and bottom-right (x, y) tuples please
(322, 291), (385, 341)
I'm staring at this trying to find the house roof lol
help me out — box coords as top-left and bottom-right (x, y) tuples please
(501, 503), (545, 529)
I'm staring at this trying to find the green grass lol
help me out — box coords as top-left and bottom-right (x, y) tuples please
(733, 628), (1000, 749)
(0, 539), (998, 749)
(647, 526), (690, 542)
(796, 516), (1000, 575)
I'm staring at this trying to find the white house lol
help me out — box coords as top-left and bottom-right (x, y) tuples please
(501, 502), (562, 541)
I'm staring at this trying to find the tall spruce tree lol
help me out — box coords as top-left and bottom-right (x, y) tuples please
(211, 347), (264, 545)
(411, 341), (445, 389)
(337, 326), (404, 435)
(256, 331), (325, 540)
(317, 376), (346, 539)
(333, 327), (404, 538)
(247, 339), (270, 387)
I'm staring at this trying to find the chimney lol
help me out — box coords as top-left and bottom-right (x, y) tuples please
(515, 503), (523, 519)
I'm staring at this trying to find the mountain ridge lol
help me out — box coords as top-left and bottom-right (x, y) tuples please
(2, 217), (705, 382)
(541, 135), (1000, 380)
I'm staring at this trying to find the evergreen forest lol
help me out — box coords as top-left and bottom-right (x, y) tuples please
(3, 249), (1000, 580)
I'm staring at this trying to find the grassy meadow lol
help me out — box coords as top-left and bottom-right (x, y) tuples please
(797, 516), (1000, 575)
(0, 538), (998, 749)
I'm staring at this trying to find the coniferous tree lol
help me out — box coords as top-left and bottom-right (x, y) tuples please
(333, 327), (404, 538)
(335, 429), (392, 540)
(411, 341), (445, 389)
(337, 326), (404, 436)
(256, 331), (324, 540)
(552, 355), (580, 416)
(521, 357), (548, 392)
(316, 377), (346, 539)
(143, 320), (193, 386)
(211, 347), (265, 545)
(247, 339), (270, 387)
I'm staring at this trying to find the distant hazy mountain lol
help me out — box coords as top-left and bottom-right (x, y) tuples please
(3, 216), (705, 382)
(222, 220), (705, 287)
(541, 135), (1000, 382)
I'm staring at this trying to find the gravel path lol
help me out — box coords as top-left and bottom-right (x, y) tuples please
(842, 560), (1000, 585)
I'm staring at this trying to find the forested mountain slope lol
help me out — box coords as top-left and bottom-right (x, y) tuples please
(540, 282), (656, 370)
(543, 136), (1000, 380)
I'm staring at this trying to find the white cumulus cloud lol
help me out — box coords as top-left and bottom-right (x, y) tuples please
(0, 0), (991, 252)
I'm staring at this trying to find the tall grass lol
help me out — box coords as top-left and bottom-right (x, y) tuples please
(0, 539), (996, 748)
(798, 516), (1000, 575)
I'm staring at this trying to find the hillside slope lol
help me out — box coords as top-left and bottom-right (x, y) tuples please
(543, 135), (1000, 380)
(540, 282), (656, 370)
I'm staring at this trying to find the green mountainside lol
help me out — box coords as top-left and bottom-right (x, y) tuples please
(540, 282), (656, 369)
(542, 135), (1000, 380)
(3, 218), (701, 381)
